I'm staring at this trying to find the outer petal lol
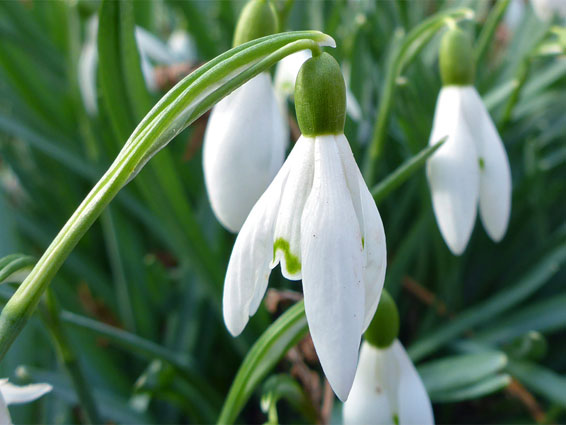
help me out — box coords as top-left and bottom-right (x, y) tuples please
(272, 136), (314, 280)
(301, 136), (364, 401)
(222, 143), (300, 336)
(462, 87), (512, 242)
(393, 340), (434, 425)
(203, 72), (289, 233)
(0, 382), (52, 405)
(426, 86), (479, 255)
(343, 342), (394, 425)
(336, 135), (386, 331)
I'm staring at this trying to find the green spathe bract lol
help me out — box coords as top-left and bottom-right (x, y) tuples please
(294, 52), (346, 136)
(439, 27), (475, 86)
(233, 0), (279, 47)
(364, 289), (400, 349)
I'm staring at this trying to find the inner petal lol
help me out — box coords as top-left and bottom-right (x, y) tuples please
(272, 136), (315, 280)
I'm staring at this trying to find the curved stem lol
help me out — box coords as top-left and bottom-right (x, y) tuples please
(0, 31), (334, 360)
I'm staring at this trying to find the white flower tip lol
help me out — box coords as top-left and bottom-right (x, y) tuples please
(445, 234), (468, 256)
(330, 369), (356, 402)
(0, 382), (52, 405)
(484, 219), (508, 243)
(318, 34), (337, 48)
(223, 311), (247, 337)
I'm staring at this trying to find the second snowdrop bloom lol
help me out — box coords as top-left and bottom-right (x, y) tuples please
(427, 27), (512, 255)
(203, 0), (289, 232)
(343, 292), (434, 425)
(223, 52), (387, 401)
(343, 340), (433, 425)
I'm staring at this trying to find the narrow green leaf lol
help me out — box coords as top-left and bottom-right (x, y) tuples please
(217, 301), (308, 424)
(409, 239), (566, 361)
(20, 366), (152, 424)
(507, 360), (566, 406)
(370, 138), (445, 203)
(418, 351), (508, 394)
(0, 254), (35, 283)
(430, 374), (511, 403)
(475, 295), (566, 344)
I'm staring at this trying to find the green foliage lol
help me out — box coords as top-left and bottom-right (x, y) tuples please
(0, 0), (564, 424)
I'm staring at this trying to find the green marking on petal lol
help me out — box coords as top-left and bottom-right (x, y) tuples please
(479, 157), (485, 170)
(273, 238), (301, 275)
(362, 237), (365, 249)
(393, 413), (400, 425)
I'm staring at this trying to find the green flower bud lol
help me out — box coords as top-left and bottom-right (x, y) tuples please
(439, 27), (475, 86)
(294, 52), (346, 136)
(233, 0), (279, 47)
(364, 290), (400, 349)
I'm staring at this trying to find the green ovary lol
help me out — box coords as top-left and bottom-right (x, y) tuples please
(273, 238), (301, 275)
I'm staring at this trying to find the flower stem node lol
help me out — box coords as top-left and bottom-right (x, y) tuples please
(294, 52), (346, 136)
(439, 27), (475, 86)
(233, 0), (279, 47)
(364, 290), (399, 349)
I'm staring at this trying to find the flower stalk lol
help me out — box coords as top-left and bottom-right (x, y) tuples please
(362, 8), (474, 185)
(0, 30), (335, 360)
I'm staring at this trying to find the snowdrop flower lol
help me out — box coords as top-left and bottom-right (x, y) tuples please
(274, 51), (362, 121)
(343, 291), (434, 425)
(203, 0), (289, 232)
(343, 341), (433, 425)
(530, 0), (566, 21)
(0, 379), (52, 424)
(223, 52), (386, 400)
(78, 17), (196, 114)
(427, 28), (512, 255)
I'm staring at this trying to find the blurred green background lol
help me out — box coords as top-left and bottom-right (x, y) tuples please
(0, 0), (564, 423)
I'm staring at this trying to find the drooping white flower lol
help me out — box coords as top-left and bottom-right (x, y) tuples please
(343, 340), (434, 425)
(203, 72), (289, 232)
(530, 0), (566, 21)
(202, 0), (289, 233)
(427, 28), (512, 255)
(0, 379), (52, 425)
(223, 53), (386, 400)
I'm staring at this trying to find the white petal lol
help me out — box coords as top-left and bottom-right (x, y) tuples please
(0, 382), (52, 405)
(358, 173), (386, 331)
(426, 86), (479, 255)
(222, 143), (299, 336)
(167, 31), (197, 63)
(301, 136), (364, 401)
(346, 89), (362, 122)
(272, 136), (314, 279)
(274, 50), (312, 101)
(203, 72), (289, 233)
(78, 17), (99, 116)
(0, 392), (11, 425)
(393, 340), (434, 425)
(462, 87), (512, 242)
(343, 341), (395, 425)
(335, 135), (386, 331)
